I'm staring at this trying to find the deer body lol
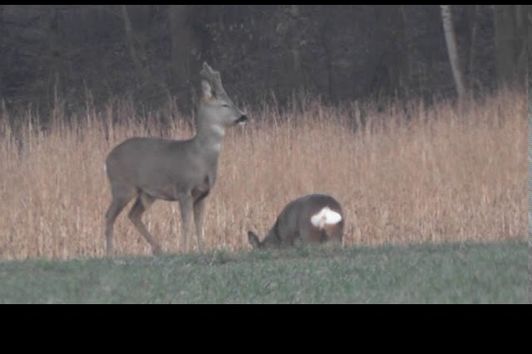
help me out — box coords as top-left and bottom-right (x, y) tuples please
(104, 63), (247, 256)
(106, 136), (218, 202)
(248, 194), (344, 249)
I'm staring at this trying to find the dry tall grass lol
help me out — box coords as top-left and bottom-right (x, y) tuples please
(0, 91), (526, 260)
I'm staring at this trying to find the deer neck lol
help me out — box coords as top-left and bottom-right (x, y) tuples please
(193, 120), (226, 157)
(262, 226), (281, 248)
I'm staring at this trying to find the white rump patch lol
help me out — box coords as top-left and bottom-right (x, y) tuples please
(310, 207), (342, 229)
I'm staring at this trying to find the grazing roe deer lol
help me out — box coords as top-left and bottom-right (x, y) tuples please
(104, 62), (248, 256)
(248, 194), (344, 249)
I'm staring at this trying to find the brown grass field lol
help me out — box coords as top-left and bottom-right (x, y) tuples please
(0, 91), (526, 260)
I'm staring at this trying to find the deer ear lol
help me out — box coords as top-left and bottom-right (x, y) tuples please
(203, 62), (212, 72)
(248, 231), (261, 249)
(201, 80), (213, 100)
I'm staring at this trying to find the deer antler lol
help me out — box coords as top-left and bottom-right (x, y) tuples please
(200, 62), (228, 98)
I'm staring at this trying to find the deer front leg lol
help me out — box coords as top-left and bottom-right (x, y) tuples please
(193, 196), (208, 253)
(178, 194), (194, 253)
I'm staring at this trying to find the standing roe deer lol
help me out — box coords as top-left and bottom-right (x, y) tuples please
(248, 194), (344, 249)
(104, 62), (248, 256)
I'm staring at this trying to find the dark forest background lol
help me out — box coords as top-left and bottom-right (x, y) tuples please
(0, 5), (528, 120)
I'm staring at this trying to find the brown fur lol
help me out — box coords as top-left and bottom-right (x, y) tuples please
(248, 194), (344, 249)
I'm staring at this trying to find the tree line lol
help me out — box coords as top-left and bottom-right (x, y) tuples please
(0, 5), (528, 118)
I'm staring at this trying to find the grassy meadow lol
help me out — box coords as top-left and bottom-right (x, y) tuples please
(0, 241), (526, 303)
(0, 90), (527, 260)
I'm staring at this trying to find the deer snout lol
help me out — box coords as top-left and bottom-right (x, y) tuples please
(248, 231), (261, 249)
(235, 114), (248, 125)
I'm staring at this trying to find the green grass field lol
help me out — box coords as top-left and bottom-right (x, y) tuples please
(0, 240), (526, 303)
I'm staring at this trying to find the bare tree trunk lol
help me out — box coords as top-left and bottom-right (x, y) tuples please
(0, 5), (4, 41)
(121, 5), (146, 84)
(528, 4), (532, 24)
(514, 5), (527, 90)
(0, 5), (5, 97)
(47, 7), (63, 114)
(525, 5), (532, 91)
(440, 5), (466, 100)
(380, 5), (410, 97)
(288, 5), (302, 90)
(466, 5), (478, 90)
(169, 5), (191, 86)
(320, 6), (335, 102)
(494, 5), (526, 89)
(397, 5), (410, 92)
(168, 5), (194, 111)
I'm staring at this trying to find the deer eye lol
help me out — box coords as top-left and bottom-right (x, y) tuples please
(222, 103), (230, 108)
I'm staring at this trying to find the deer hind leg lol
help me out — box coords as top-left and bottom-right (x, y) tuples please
(328, 221), (345, 247)
(105, 186), (136, 257)
(300, 222), (324, 245)
(128, 193), (162, 255)
(320, 223), (344, 250)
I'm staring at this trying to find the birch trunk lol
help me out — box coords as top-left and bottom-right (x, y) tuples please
(440, 5), (466, 99)
(121, 5), (146, 83)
